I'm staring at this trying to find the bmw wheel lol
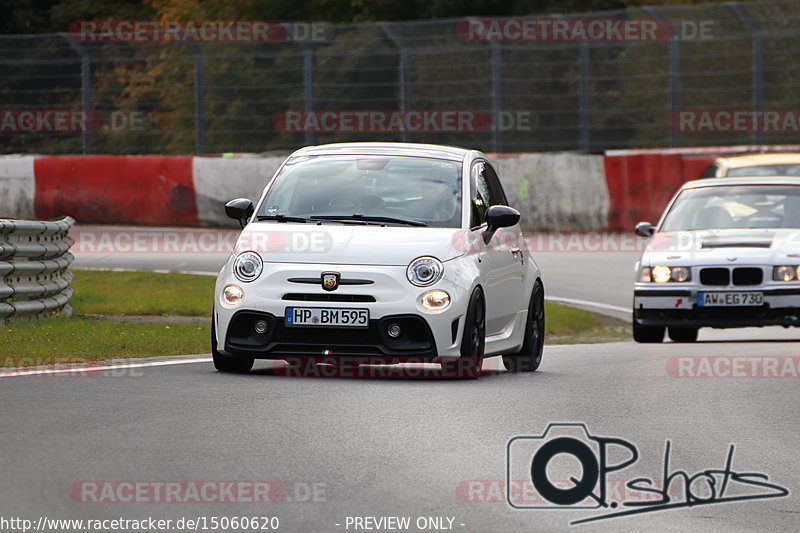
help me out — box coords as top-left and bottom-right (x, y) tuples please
(632, 323), (665, 343)
(668, 327), (699, 343)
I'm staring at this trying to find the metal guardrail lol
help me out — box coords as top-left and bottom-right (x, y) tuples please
(0, 216), (74, 323)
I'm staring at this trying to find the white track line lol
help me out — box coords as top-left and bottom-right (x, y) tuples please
(71, 266), (217, 276)
(0, 357), (211, 378)
(546, 296), (632, 316)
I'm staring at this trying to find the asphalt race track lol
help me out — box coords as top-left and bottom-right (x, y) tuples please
(1, 226), (798, 532)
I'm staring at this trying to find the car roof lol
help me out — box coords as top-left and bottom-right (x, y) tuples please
(289, 142), (472, 162)
(717, 153), (800, 167)
(682, 176), (800, 189)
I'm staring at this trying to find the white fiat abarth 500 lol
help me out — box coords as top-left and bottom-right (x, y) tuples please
(212, 143), (544, 378)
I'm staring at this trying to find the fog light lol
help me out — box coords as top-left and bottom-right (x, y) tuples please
(222, 284), (244, 307)
(387, 323), (402, 338)
(420, 290), (451, 312)
(254, 320), (269, 335)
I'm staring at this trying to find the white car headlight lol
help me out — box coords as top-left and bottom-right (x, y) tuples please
(222, 284), (244, 307)
(233, 251), (263, 282)
(652, 265), (672, 283)
(420, 290), (451, 312)
(406, 256), (443, 287)
(773, 265), (800, 282)
(642, 265), (691, 283)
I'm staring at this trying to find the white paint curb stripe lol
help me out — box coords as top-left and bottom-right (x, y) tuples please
(0, 357), (211, 378)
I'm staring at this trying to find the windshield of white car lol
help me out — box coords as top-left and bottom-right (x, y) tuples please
(660, 185), (800, 231)
(257, 155), (462, 228)
(727, 164), (800, 176)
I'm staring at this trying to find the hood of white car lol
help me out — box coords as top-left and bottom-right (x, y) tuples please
(643, 228), (800, 265)
(234, 222), (466, 265)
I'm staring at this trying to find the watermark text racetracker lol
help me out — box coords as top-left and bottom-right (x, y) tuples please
(0, 356), (144, 379)
(69, 20), (329, 43)
(70, 481), (326, 504)
(0, 110), (146, 134)
(274, 110), (535, 133)
(72, 229), (332, 255)
(506, 423), (789, 525)
(667, 356), (800, 379)
(73, 229), (651, 255)
(457, 18), (714, 42)
(671, 110), (800, 133)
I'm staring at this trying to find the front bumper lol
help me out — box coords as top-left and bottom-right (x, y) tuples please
(224, 310), (441, 360)
(215, 261), (473, 359)
(633, 286), (800, 328)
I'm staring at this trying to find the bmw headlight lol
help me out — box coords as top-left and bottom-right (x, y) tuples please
(641, 265), (691, 283)
(233, 251), (263, 282)
(406, 256), (444, 287)
(773, 265), (800, 282)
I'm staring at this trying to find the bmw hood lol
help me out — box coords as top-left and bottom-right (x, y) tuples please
(233, 222), (468, 265)
(643, 228), (800, 265)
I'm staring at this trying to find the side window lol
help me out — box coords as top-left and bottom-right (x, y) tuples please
(471, 162), (491, 227)
(482, 164), (508, 205)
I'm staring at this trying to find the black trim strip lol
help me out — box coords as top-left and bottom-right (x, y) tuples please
(636, 288), (800, 296)
(635, 290), (692, 297)
(282, 293), (376, 302)
(763, 288), (800, 296)
(287, 277), (374, 285)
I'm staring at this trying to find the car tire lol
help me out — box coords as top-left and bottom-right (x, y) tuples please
(632, 323), (665, 343)
(442, 288), (485, 379)
(211, 312), (254, 373)
(503, 279), (545, 373)
(668, 327), (699, 343)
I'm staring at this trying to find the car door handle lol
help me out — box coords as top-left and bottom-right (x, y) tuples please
(510, 247), (521, 255)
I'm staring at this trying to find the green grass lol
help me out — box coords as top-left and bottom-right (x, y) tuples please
(1, 270), (628, 366)
(2, 269), (214, 365)
(71, 269), (214, 316)
(545, 302), (600, 335)
(544, 302), (629, 345)
(1, 318), (210, 364)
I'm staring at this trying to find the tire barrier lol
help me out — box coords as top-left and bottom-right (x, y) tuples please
(0, 216), (74, 324)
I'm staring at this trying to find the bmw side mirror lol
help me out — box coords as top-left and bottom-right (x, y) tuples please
(483, 205), (521, 244)
(635, 221), (656, 237)
(225, 198), (254, 229)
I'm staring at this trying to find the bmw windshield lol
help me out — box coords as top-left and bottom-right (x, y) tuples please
(660, 184), (800, 231)
(256, 155), (462, 228)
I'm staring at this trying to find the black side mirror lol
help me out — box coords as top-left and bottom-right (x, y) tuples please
(225, 198), (254, 229)
(483, 205), (521, 244)
(635, 221), (656, 237)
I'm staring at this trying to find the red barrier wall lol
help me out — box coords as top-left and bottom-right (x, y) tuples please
(33, 155), (198, 226)
(604, 152), (716, 231)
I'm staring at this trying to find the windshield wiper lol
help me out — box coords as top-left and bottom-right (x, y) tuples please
(256, 214), (310, 223)
(310, 213), (427, 227)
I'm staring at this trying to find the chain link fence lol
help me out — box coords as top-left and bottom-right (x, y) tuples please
(1, 0), (800, 155)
